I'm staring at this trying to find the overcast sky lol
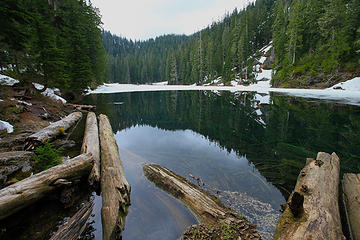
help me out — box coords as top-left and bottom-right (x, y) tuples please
(91, 0), (250, 41)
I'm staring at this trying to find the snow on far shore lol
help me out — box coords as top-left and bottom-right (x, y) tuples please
(42, 88), (67, 104)
(0, 74), (19, 86)
(152, 81), (168, 85)
(88, 76), (360, 106)
(0, 120), (14, 133)
(327, 77), (360, 91)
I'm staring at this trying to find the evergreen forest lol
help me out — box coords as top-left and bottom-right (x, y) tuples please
(0, 0), (105, 92)
(103, 0), (360, 87)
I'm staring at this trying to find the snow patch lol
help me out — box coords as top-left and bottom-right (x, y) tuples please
(0, 99), (3, 102)
(32, 82), (44, 90)
(256, 70), (272, 81)
(328, 77), (360, 91)
(152, 81), (168, 85)
(259, 56), (267, 64)
(0, 74), (19, 86)
(42, 88), (67, 104)
(10, 98), (32, 106)
(255, 94), (270, 104)
(0, 120), (14, 133)
(262, 45), (272, 54)
(231, 80), (238, 86)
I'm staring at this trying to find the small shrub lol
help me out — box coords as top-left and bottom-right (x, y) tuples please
(32, 143), (62, 172)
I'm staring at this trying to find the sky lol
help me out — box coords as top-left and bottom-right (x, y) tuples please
(91, 0), (251, 41)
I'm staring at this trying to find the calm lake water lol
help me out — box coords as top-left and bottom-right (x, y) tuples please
(1, 90), (359, 239)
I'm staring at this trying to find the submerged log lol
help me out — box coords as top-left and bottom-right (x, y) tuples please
(143, 164), (262, 239)
(0, 153), (93, 220)
(25, 112), (82, 150)
(50, 200), (94, 240)
(99, 114), (130, 240)
(342, 173), (360, 240)
(273, 152), (344, 240)
(81, 112), (100, 187)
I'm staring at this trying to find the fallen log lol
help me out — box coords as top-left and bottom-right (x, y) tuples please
(49, 199), (94, 240)
(67, 103), (96, 112)
(273, 152), (344, 240)
(81, 112), (100, 187)
(0, 153), (93, 220)
(143, 164), (262, 240)
(99, 114), (130, 240)
(25, 112), (82, 150)
(342, 173), (360, 240)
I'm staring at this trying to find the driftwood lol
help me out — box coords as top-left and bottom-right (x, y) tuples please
(143, 164), (262, 239)
(0, 153), (93, 220)
(0, 151), (33, 187)
(342, 173), (360, 240)
(25, 112), (82, 150)
(81, 112), (100, 187)
(49, 200), (94, 240)
(273, 152), (344, 240)
(99, 114), (130, 240)
(67, 103), (96, 111)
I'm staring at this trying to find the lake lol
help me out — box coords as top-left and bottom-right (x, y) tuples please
(1, 90), (359, 239)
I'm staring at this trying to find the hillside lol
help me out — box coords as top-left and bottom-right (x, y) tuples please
(103, 0), (359, 88)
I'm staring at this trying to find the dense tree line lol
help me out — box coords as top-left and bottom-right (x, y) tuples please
(103, 0), (275, 85)
(104, 0), (359, 86)
(0, 0), (105, 92)
(272, 0), (360, 86)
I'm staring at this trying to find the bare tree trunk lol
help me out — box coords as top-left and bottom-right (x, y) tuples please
(81, 112), (100, 187)
(50, 200), (94, 240)
(342, 173), (360, 240)
(99, 114), (130, 240)
(143, 164), (262, 239)
(0, 153), (93, 220)
(273, 152), (344, 240)
(25, 112), (82, 150)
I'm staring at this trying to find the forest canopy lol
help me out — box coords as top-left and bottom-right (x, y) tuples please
(0, 0), (105, 92)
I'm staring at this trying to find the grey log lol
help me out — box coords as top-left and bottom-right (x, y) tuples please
(25, 112), (82, 150)
(99, 114), (130, 240)
(273, 152), (344, 240)
(343, 173), (360, 240)
(0, 153), (93, 220)
(0, 151), (33, 187)
(49, 200), (94, 240)
(81, 112), (100, 187)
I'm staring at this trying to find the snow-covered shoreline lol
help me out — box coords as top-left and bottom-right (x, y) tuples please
(87, 78), (360, 106)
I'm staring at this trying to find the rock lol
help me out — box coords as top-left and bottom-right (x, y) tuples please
(0, 151), (34, 188)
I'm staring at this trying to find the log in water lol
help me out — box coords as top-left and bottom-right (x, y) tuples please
(99, 114), (131, 240)
(273, 152), (344, 240)
(0, 153), (93, 220)
(50, 199), (94, 240)
(143, 164), (262, 239)
(81, 112), (100, 187)
(343, 173), (360, 240)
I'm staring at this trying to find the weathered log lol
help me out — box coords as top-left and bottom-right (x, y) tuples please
(25, 112), (82, 150)
(67, 103), (96, 111)
(342, 173), (360, 240)
(49, 200), (94, 240)
(143, 164), (262, 239)
(81, 112), (100, 187)
(273, 152), (344, 240)
(99, 114), (130, 240)
(0, 153), (93, 220)
(0, 151), (33, 187)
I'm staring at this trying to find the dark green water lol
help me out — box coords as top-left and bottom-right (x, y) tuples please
(1, 90), (359, 239)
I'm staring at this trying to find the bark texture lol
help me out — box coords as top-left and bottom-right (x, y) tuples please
(99, 114), (130, 240)
(0, 151), (33, 187)
(25, 112), (82, 150)
(49, 200), (94, 240)
(343, 173), (360, 240)
(273, 152), (344, 240)
(81, 112), (100, 187)
(0, 153), (93, 220)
